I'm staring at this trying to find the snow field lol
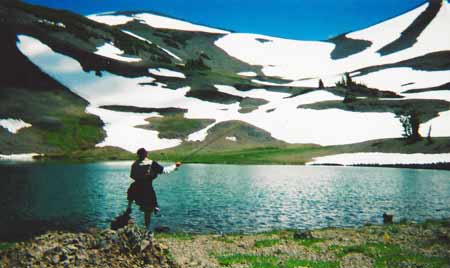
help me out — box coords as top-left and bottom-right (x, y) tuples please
(215, 2), (450, 91)
(88, 13), (229, 34)
(307, 152), (450, 166)
(238, 71), (258, 77)
(0, 119), (32, 134)
(149, 68), (186, 78)
(94, 42), (141, 62)
(0, 153), (40, 161)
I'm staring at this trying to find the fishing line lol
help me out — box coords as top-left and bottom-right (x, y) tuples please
(180, 123), (241, 162)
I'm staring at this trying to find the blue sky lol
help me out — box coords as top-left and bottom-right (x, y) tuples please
(24, 0), (427, 40)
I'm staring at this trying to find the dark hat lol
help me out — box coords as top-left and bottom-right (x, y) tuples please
(136, 148), (147, 158)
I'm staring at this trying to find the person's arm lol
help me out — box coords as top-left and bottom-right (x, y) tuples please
(163, 164), (177, 174)
(151, 161), (181, 175)
(163, 162), (182, 174)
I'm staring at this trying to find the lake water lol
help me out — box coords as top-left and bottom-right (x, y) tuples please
(1, 161), (450, 240)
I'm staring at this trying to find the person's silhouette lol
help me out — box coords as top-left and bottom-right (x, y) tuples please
(126, 148), (181, 230)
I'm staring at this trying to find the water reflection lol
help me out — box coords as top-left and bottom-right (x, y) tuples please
(1, 162), (449, 239)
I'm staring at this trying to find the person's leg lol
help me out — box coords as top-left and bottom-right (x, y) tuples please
(151, 188), (160, 214)
(126, 200), (133, 214)
(144, 210), (152, 228)
(126, 182), (136, 214)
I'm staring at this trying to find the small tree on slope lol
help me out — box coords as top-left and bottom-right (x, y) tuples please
(397, 111), (422, 142)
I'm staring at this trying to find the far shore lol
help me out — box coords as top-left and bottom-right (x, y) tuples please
(1, 137), (450, 171)
(2, 152), (450, 172)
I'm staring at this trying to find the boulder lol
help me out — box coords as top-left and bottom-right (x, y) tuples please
(293, 230), (313, 240)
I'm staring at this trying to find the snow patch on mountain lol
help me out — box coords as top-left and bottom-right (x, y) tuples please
(122, 30), (152, 43)
(215, 2), (450, 91)
(215, 33), (334, 80)
(94, 42), (141, 62)
(187, 122), (218, 142)
(158, 46), (182, 61)
(0, 119), (32, 134)
(37, 19), (66, 28)
(307, 152), (450, 166)
(87, 13), (134, 25)
(346, 3), (428, 51)
(121, 30), (182, 61)
(87, 106), (181, 152)
(421, 110), (450, 139)
(238, 71), (257, 77)
(149, 68), (185, 78)
(133, 13), (229, 34)
(88, 13), (229, 34)
(354, 68), (450, 93)
(0, 153), (40, 161)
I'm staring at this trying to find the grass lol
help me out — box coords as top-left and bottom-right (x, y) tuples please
(216, 254), (339, 268)
(216, 254), (278, 267)
(42, 114), (104, 152)
(254, 239), (281, 248)
(329, 243), (402, 258)
(0, 242), (15, 252)
(328, 243), (450, 268)
(154, 145), (322, 165)
(374, 252), (450, 268)
(0, 88), (105, 155)
(42, 146), (134, 162)
(138, 115), (215, 139)
(151, 136), (450, 166)
(239, 97), (269, 113)
(295, 238), (327, 248)
(284, 259), (339, 268)
(154, 232), (193, 241)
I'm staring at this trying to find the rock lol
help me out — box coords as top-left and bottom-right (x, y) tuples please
(143, 255), (151, 264)
(140, 240), (150, 251)
(293, 230), (313, 240)
(383, 213), (394, 224)
(159, 243), (169, 251)
(51, 255), (60, 264)
(154, 226), (170, 233)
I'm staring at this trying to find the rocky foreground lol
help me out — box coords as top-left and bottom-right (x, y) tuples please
(0, 225), (177, 268)
(1, 220), (450, 268)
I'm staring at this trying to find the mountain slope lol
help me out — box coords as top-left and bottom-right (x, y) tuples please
(1, 0), (450, 161)
(0, 23), (105, 154)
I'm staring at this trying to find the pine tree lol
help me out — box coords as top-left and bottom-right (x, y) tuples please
(318, 79), (324, 89)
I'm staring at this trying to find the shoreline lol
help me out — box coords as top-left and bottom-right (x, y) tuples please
(2, 156), (450, 172)
(1, 219), (449, 268)
(2, 137), (450, 170)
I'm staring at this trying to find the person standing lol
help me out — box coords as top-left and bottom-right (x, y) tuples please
(126, 148), (181, 229)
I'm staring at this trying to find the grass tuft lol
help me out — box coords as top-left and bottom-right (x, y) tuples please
(0, 242), (15, 252)
(254, 239), (281, 248)
(216, 254), (278, 267)
(154, 232), (193, 241)
(328, 243), (450, 268)
(296, 238), (327, 248)
(284, 259), (339, 268)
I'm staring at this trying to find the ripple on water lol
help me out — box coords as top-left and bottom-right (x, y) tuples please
(0, 163), (449, 237)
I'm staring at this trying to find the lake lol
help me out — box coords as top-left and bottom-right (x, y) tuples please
(1, 161), (449, 240)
